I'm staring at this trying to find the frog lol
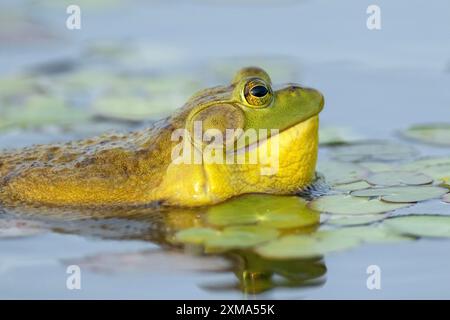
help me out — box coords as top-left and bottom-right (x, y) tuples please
(0, 67), (324, 208)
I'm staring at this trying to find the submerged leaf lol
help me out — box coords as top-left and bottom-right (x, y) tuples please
(351, 186), (448, 203)
(309, 194), (409, 215)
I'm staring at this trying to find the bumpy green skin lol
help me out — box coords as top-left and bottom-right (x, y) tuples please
(0, 67), (324, 208)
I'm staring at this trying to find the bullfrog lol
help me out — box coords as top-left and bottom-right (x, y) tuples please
(0, 67), (324, 208)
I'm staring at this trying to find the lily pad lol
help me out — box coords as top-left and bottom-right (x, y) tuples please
(330, 142), (417, 162)
(366, 171), (433, 186)
(384, 216), (450, 238)
(317, 160), (368, 185)
(309, 194), (410, 215)
(319, 126), (365, 146)
(327, 214), (386, 226)
(420, 164), (450, 185)
(0, 95), (89, 131)
(93, 95), (173, 121)
(401, 123), (450, 147)
(255, 231), (360, 259)
(401, 156), (450, 171)
(206, 194), (319, 229)
(255, 225), (407, 259)
(359, 162), (393, 173)
(205, 226), (279, 252)
(173, 225), (279, 252)
(173, 227), (219, 245)
(333, 181), (372, 192)
(351, 186), (448, 203)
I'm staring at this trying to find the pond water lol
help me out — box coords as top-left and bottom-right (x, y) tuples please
(0, 0), (449, 299)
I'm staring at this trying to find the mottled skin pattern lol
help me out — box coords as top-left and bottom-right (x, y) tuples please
(0, 67), (324, 208)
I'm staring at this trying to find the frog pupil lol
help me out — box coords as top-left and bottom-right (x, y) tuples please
(250, 85), (268, 97)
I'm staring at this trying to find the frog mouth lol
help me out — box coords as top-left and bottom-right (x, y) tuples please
(229, 115), (319, 155)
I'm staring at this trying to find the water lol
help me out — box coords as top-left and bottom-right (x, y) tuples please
(0, 0), (449, 299)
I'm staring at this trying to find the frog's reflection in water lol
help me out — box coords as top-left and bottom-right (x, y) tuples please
(2, 198), (327, 296)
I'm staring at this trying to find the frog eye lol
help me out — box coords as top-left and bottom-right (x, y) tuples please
(243, 78), (273, 107)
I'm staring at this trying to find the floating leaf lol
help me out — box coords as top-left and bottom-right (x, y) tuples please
(0, 95), (89, 131)
(93, 95), (173, 121)
(401, 123), (450, 147)
(319, 126), (365, 146)
(317, 160), (368, 185)
(351, 186), (448, 203)
(359, 162), (393, 173)
(401, 156), (450, 171)
(366, 171), (433, 186)
(330, 142), (417, 162)
(255, 225), (407, 259)
(206, 194), (319, 229)
(327, 214), (386, 226)
(309, 194), (409, 215)
(420, 164), (450, 185)
(255, 231), (360, 259)
(174, 225), (279, 252)
(173, 227), (219, 245)
(384, 216), (450, 238)
(333, 181), (372, 192)
(205, 226), (279, 252)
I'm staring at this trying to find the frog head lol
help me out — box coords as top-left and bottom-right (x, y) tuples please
(160, 67), (324, 206)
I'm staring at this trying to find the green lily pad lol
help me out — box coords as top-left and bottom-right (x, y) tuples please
(327, 214), (386, 226)
(401, 123), (450, 147)
(0, 95), (89, 131)
(401, 156), (450, 171)
(330, 142), (417, 162)
(93, 95), (173, 121)
(205, 226), (279, 252)
(351, 186), (448, 203)
(420, 164), (450, 185)
(173, 227), (220, 245)
(317, 160), (368, 185)
(255, 225), (408, 259)
(174, 225), (279, 252)
(206, 194), (319, 229)
(359, 162), (393, 173)
(366, 171), (433, 186)
(319, 126), (365, 146)
(309, 194), (410, 215)
(384, 216), (450, 238)
(255, 231), (360, 259)
(333, 181), (372, 192)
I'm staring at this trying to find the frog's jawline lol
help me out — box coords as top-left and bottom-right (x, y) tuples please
(230, 115), (318, 155)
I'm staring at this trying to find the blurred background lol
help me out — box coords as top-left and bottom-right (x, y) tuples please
(0, 0), (449, 299)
